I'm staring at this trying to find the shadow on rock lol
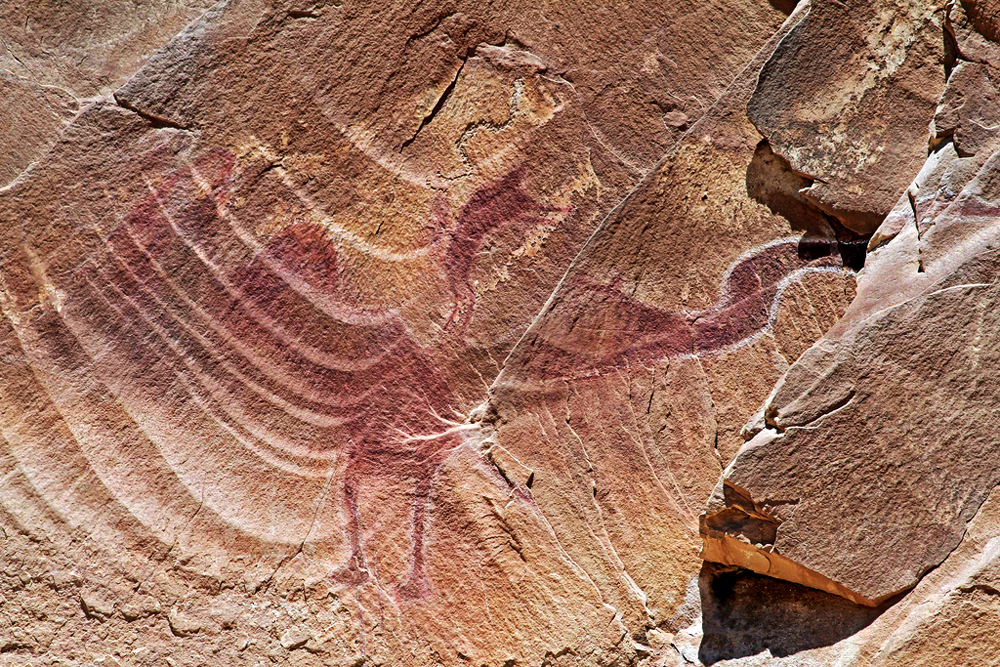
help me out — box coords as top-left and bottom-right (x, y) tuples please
(767, 0), (799, 15)
(698, 562), (899, 664)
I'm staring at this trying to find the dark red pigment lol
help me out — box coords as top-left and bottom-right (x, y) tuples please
(444, 165), (570, 329)
(512, 241), (845, 381)
(16, 150), (847, 600)
(48, 150), (463, 599)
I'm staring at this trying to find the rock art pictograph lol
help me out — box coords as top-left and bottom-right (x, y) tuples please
(5, 0), (1000, 665)
(508, 239), (850, 383)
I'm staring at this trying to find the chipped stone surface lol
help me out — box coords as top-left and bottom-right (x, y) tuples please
(701, 0), (1000, 661)
(747, 0), (946, 235)
(6, 0), (1000, 665)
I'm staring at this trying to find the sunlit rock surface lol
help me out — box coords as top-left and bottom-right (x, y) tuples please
(2, 0), (1000, 665)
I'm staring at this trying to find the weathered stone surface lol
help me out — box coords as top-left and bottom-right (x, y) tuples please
(487, 1), (857, 638)
(0, 0), (839, 664)
(9, 0), (1000, 664)
(747, 0), (946, 235)
(702, 0), (1000, 626)
(0, 73), (79, 185)
(0, 0), (222, 185)
(0, 0), (220, 97)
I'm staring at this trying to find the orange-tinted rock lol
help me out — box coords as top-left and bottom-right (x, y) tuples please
(0, 0), (833, 663)
(12, 0), (1000, 664)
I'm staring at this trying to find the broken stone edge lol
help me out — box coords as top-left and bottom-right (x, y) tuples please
(700, 518), (880, 608)
(699, 428), (881, 608)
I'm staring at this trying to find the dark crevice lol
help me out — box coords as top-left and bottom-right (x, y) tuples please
(797, 236), (835, 261)
(837, 236), (870, 271)
(825, 212), (872, 271)
(698, 562), (900, 665)
(943, 7), (960, 80)
(907, 187), (927, 273)
(113, 95), (190, 130)
(260, 160), (284, 176)
(747, 138), (873, 271)
(767, 0), (800, 15)
(907, 185), (920, 235)
(400, 59), (466, 152)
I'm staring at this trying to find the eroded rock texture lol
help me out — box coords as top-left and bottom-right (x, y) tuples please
(701, 0), (1000, 664)
(2, 0), (1000, 665)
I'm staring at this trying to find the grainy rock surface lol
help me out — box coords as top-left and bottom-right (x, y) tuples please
(701, 0), (1000, 663)
(2, 0), (1000, 665)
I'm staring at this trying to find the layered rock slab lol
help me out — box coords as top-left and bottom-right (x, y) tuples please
(487, 2), (857, 637)
(747, 0), (946, 235)
(702, 2), (1000, 609)
(679, 480), (1000, 666)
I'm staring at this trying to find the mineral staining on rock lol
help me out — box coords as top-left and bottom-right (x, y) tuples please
(0, 0), (817, 662)
(3, 0), (1000, 665)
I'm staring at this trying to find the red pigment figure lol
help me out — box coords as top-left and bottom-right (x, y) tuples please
(514, 240), (845, 382)
(107, 149), (844, 602)
(443, 166), (571, 331)
(113, 149), (490, 600)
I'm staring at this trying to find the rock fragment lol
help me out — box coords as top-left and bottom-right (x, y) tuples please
(703, 37), (1000, 607)
(748, 0), (946, 235)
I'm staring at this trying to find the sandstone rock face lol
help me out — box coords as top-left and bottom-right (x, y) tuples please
(3, 0), (1000, 665)
(747, 0), (946, 235)
(699, 0), (1000, 663)
(0, 0), (221, 186)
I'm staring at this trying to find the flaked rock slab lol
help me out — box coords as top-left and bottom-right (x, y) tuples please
(748, 0), (946, 234)
(702, 127), (1000, 606)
